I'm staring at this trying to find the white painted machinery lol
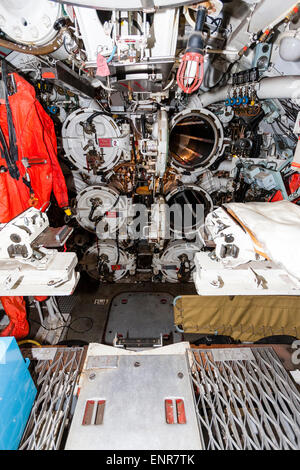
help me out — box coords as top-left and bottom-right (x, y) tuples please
(0, 208), (79, 295)
(194, 201), (300, 295)
(2, 0), (300, 453)
(62, 108), (131, 174)
(81, 240), (136, 282)
(152, 240), (200, 282)
(1, 0), (300, 287)
(74, 185), (130, 237)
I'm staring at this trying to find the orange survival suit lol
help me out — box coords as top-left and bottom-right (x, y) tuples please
(0, 68), (69, 339)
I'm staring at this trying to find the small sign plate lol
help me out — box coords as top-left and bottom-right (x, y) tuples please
(211, 348), (255, 362)
(86, 355), (119, 369)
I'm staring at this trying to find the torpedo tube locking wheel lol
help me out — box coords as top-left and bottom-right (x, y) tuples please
(82, 241), (129, 282)
(157, 240), (200, 283)
(62, 108), (122, 174)
(74, 185), (127, 238)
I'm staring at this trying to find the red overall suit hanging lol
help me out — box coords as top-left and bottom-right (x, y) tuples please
(0, 67), (69, 339)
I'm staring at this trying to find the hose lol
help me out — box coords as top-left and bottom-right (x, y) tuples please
(0, 27), (69, 56)
(18, 339), (42, 347)
(86, 111), (112, 125)
(107, 45), (117, 64)
(162, 73), (175, 91)
(97, 79), (116, 92)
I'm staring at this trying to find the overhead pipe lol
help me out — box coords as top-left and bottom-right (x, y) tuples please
(189, 75), (300, 108)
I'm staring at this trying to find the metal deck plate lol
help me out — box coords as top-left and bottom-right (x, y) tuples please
(66, 352), (202, 450)
(104, 292), (181, 344)
(19, 347), (85, 450)
(188, 347), (300, 450)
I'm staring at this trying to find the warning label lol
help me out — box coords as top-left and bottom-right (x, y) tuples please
(98, 138), (112, 147)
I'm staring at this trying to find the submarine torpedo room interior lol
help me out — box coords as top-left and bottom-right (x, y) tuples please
(0, 0), (300, 451)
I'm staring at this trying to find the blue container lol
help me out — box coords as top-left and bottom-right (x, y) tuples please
(0, 337), (36, 450)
